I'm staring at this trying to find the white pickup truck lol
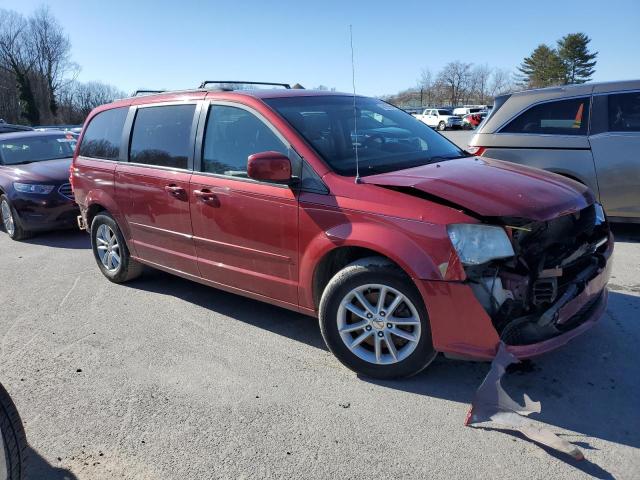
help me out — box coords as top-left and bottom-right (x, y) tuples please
(413, 108), (463, 131)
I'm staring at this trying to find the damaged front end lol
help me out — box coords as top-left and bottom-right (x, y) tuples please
(461, 203), (612, 348)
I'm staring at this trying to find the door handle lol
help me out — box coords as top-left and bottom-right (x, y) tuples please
(164, 185), (185, 196)
(193, 189), (219, 204)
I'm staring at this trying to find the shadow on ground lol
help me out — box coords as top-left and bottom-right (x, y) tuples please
(126, 268), (639, 453)
(26, 447), (77, 480)
(127, 268), (327, 351)
(23, 229), (90, 250)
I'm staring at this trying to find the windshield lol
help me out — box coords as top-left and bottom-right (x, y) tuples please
(265, 96), (465, 176)
(438, 110), (453, 115)
(0, 135), (76, 165)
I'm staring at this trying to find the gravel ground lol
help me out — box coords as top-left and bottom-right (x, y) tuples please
(0, 196), (638, 478)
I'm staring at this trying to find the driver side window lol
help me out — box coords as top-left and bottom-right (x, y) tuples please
(201, 105), (289, 177)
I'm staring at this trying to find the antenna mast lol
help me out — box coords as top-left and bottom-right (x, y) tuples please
(350, 25), (361, 184)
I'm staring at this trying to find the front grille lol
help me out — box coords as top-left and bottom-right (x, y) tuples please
(58, 183), (74, 201)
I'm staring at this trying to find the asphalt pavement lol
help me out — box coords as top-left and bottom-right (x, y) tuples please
(0, 178), (638, 478)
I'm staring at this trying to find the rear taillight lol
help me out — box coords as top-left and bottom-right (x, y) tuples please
(466, 146), (486, 156)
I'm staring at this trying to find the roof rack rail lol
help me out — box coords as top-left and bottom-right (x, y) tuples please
(198, 81), (291, 90)
(133, 90), (166, 96)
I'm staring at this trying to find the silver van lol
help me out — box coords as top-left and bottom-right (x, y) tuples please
(469, 80), (640, 222)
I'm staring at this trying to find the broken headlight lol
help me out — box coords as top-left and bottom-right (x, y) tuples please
(447, 224), (515, 266)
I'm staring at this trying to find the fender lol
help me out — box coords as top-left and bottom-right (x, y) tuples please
(84, 188), (137, 256)
(298, 219), (459, 310)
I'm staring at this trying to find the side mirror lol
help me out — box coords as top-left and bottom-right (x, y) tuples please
(247, 151), (292, 182)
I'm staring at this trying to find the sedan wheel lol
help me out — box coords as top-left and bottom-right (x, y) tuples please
(337, 284), (421, 365)
(1, 199), (15, 237)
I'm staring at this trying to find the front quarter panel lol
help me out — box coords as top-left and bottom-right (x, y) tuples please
(297, 193), (466, 310)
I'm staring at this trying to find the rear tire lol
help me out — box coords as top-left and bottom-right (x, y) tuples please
(0, 383), (27, 480)
(438, 121), (446, 131)
(91, 212), (142, 283)
(1, 195), (31, 241)
(319, 258), (436, 379)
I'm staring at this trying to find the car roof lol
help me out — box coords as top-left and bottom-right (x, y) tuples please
(0, 130), (69, 141)
(477, 79), (640, 133)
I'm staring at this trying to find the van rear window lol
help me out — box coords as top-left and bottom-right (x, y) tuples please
(79, 107), (128, 160)
(501, 97), (590, 136)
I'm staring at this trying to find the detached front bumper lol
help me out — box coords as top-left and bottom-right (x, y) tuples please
(419, 232), (614, 360)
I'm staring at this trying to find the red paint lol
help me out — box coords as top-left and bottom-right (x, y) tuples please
(72, 89), (612, 360)
(247, 151), (291, 182)
(361, 156), (595, 221)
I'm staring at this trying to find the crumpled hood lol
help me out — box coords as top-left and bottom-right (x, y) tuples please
(361, 157), (595, 221)
(2, 157), (72, 183)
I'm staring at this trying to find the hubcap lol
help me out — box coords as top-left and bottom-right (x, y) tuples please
(96, 224), (121, 272)
(337, 284), (421, 365)
(1, 200), (15, 236)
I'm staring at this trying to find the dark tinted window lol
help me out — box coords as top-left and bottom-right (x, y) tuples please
(502, 97), (590, 135)
(79, 107), (127, 159)
(129, 104), (195, 169)
(201, 105), (288, 177)
(0, 134), (76, 165)
(608, 92), (640, 132)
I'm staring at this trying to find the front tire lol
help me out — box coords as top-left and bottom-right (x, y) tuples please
(319, 259), (436, 379)
(1, 195), (30, 241)
(0, 383), (27, 480)
(438, 121), (447, 131)
(91, 212), (142, 283)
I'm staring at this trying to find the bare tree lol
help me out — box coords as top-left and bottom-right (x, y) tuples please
(490, 68), (515, 97)
(436, 61), (473, 106)
(470, 64), (492, 104)
(72, 81), (125, 117)
(0, 9), (40, 124)
(29, 6), (78, 120)
(418, 68), (434, 106)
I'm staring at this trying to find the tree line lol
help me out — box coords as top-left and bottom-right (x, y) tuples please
(0, 6), (125, 125)
(385, 32), (597, 109)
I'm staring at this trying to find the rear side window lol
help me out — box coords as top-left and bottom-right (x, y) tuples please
(201, 105), (287, 177)
(79, 107), (128, 160)
(501, 97), (590, 135)
(129, 104), (196, 169)
(608, 92), (640, 132)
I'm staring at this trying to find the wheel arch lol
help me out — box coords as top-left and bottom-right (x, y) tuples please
(300, 223), (443, 311)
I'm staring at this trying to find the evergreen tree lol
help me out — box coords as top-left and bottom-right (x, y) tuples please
(518, 44), (566, 88)
(557, 33), (597, 84)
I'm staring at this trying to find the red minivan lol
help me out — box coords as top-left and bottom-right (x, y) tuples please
(72, 83), (613, 378)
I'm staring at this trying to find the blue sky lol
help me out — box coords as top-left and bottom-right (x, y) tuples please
(6, 0), (640, 96)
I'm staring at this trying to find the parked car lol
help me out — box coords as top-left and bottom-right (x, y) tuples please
(453, 106), (486, 117)
(468, 80), (640, 222)
(462, 111), (488, 129)
(72, 85), (612, 379)
(0, 131), (79, 240)
(414, 108), (463, 130)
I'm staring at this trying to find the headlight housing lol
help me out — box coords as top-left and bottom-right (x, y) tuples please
(594, 202), (606, 225)
(13, 183), (55, 195)
(447, 224), (515, 266)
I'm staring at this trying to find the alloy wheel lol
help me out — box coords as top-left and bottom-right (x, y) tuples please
(96, 224), (121, 272)
(337, 284), (421, 365)
(1, 200), (15, 237)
